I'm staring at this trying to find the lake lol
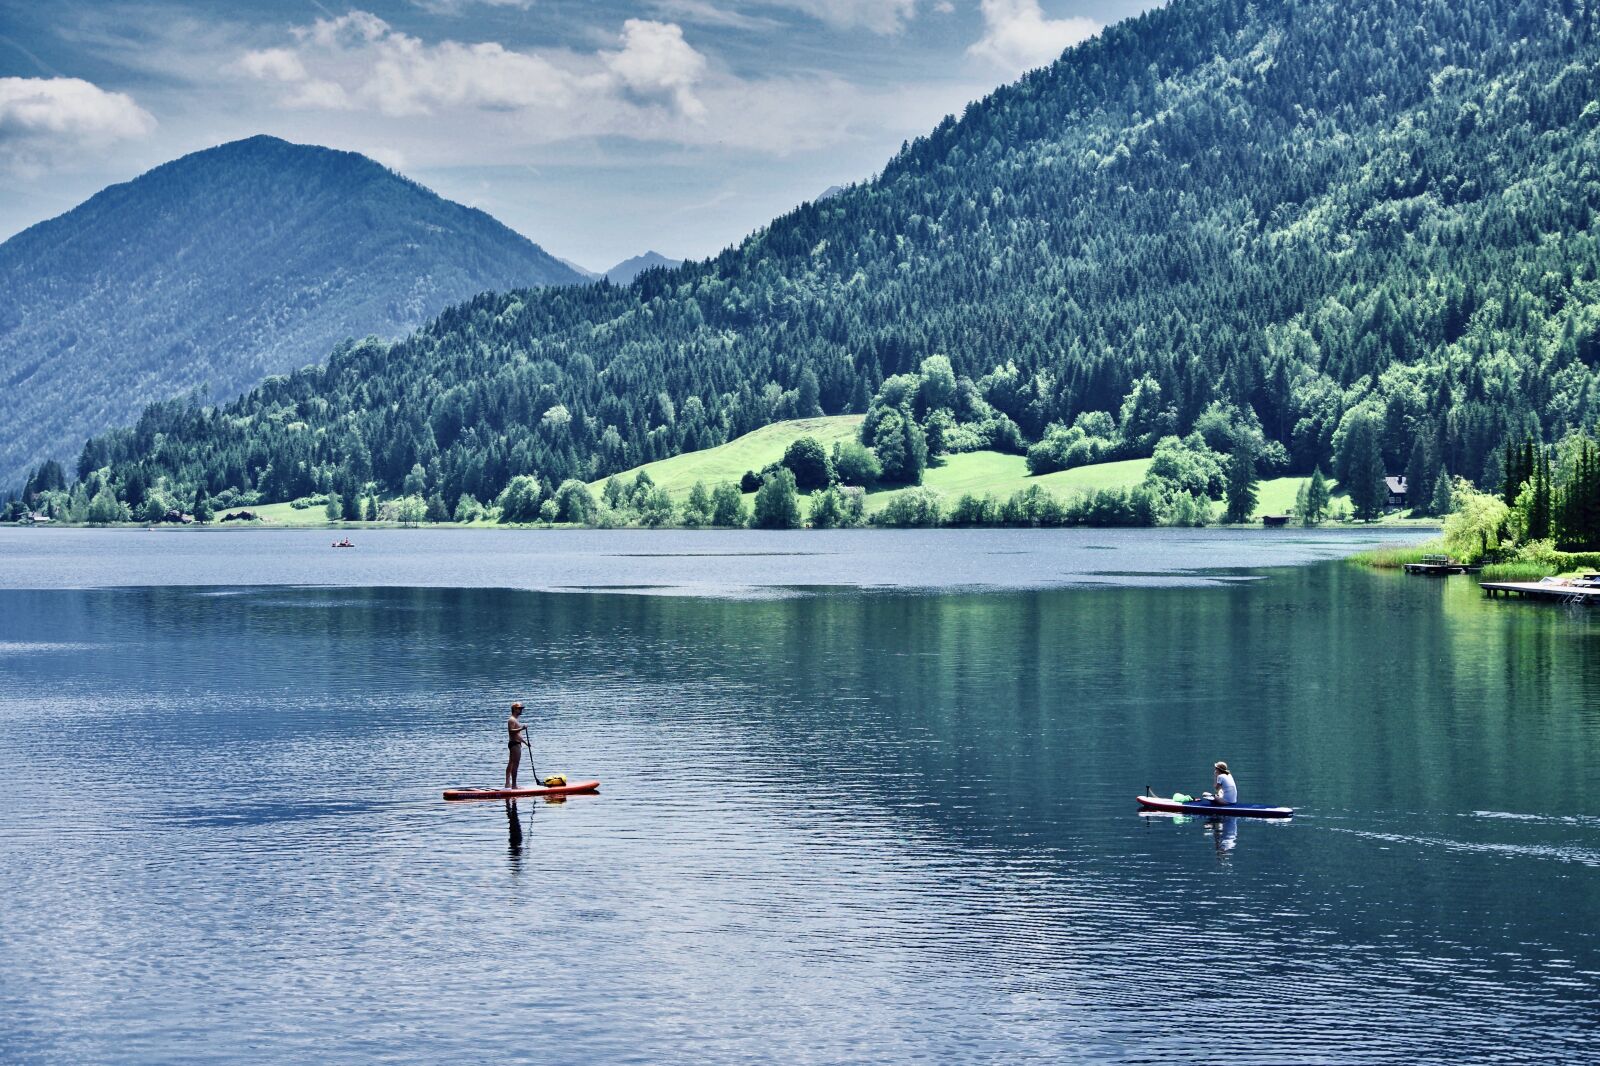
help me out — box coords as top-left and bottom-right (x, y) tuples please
(2, 527), (1597, 1063)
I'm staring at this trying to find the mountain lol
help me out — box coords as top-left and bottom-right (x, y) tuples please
(815, 185), (846, 201)
(66, 0), (1600, 518)
(0, 135), (586, 487)
(604, 252), (682, 285)
(558, 257), (603, 280)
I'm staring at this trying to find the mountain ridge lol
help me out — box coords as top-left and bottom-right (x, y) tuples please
(0, 134), (586, 487)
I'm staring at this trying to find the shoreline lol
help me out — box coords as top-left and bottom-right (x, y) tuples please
(8, 518), (1444, 533)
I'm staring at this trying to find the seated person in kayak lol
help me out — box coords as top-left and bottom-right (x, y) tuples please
(505, 702), (528, 788)
(1210, 761), (1237, 804)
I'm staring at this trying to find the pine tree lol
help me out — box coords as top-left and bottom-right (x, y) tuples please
(1405, 437), (1433, 517)
(1306, 466), (1331, 523)
(1348, 422), (1388, 521)
(1223, 447), (1258, 524)
(1559, 440), (1600, 550)
(1503, 438), (1526, 507)
(797, 368), (822, 418)
(1429, 468), (1453, 517)
(1527, 448), (1553, 542)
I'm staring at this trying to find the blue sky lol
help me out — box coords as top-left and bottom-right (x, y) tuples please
(0, 0), (1152, 269)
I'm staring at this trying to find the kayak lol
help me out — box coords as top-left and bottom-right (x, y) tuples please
(1137, 794), (1294, 818)
(444, 780), (600, 801)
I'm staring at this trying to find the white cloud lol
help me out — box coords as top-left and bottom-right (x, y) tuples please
(654, 0), (920, 34)
(0, 76), (155, 139)
(762, 1), (920, 33)
(240, 11), (716, 119)
(221, 6), (988, 170)
(409, 0), (536, 13)
(0, 76), (155, 172)
(604, 19), (708, 118)
(968, 0), (1098, 74)
(239, 47), (307, 83)
(647, 0), (782, 32)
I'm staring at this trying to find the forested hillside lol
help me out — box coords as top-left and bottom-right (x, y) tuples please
(59, 0), (1600, 520)
(0, 135), (585, 488)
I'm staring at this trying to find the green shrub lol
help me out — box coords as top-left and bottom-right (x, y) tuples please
(875, 487), (944, 527)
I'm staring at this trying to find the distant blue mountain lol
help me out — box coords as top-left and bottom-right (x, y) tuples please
(0, 135), (586, 487)
(605, 251), (681, 285)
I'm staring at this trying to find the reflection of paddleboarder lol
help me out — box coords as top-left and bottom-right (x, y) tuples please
(505, 799), (524, 857)
(1211, 816), (1239, 855)
(506, 702), (529, 788)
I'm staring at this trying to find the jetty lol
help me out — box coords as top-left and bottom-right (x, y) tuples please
(1404, 554), (1478, 576)
(1481, 577), (1600, 604)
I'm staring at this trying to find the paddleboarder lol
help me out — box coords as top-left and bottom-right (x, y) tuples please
(506, 702), (529, 788)
(1212, 761), (1237, 804)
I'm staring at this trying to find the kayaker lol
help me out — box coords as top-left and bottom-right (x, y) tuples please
(505, 702), (528, 788)
(1212, 761), (1237, 804)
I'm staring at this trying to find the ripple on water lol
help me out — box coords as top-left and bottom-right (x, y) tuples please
(1, 551), (1597, 1064)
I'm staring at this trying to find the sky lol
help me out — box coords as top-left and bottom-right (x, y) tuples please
(0, 0), (1153, 270)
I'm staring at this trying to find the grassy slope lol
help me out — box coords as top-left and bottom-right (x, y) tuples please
(247, 501), (499, 527)
(249, 501), (330, 526)
(595, 415), (1155, 512)
(1250, 476), (1435, 525)
(865, 453), (1151, 514)
(249, 421), (1424, 529)
(590, 416), (864, 496)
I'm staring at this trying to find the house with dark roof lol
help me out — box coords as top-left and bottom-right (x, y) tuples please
(1385, 475), (1407, 510)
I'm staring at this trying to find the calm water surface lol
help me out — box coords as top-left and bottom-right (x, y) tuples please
(2, 528), (1597, 1064)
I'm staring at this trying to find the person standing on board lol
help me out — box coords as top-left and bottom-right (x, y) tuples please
(1212, 761), (1237, 805)
(506, 702), (529, 788)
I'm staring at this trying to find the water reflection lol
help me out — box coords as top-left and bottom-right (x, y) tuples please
(2, 560), (1598, 1063)
(1210, 816), (1239, 857)
(506, 799), (524, 864)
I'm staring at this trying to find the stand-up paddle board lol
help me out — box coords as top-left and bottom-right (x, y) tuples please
(1137, 794), (1293, 818)
(444, 780), (600, 801)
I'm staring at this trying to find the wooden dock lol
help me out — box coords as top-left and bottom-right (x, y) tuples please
(1404, 553), (1479, 576)
(1480, 581), (1600, 604)
(1404, 562), (1475, 575)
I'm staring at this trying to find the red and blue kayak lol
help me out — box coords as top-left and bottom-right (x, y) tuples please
(444, 780), (600, 801)
(1137, 794), (1294, 818)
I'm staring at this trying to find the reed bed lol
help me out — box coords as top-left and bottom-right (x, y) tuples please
(1477, 562), (1558, 582)
(1349, 540), (1445, 569)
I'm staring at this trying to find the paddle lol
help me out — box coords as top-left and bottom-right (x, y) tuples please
(523, 739), (540, 787)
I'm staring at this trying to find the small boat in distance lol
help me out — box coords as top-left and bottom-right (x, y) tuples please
(331, 538), (355, 548)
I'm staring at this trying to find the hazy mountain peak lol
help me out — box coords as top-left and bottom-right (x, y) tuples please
(605, 251), (682, 285)
(0, 135), (585, 487)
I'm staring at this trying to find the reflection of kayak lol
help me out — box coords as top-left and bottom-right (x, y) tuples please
(444, 780), (600, 801)
(1137, 795), (1293, 818)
